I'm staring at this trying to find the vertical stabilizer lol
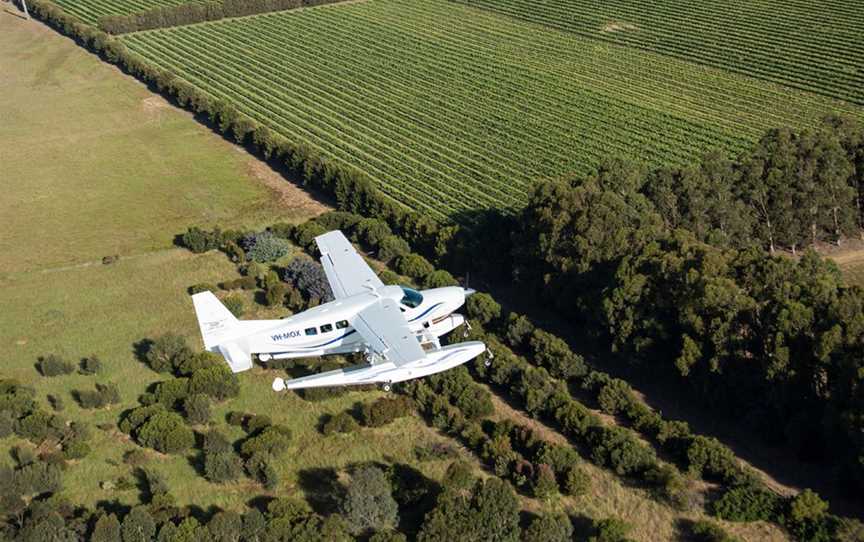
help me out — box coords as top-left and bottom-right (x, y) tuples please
(191, 292), (252, 372)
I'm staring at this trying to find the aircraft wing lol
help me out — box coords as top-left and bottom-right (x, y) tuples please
(351, 298), (426, 367)
(315, 230), (384, 299)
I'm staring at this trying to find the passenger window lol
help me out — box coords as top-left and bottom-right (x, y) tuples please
(305, 327), (317, 336)
(336, 320), (349, 329)
(320, 323), (333, 333)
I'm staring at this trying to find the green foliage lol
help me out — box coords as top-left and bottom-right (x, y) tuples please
(528, 329), (587, 379)
(587, 426), (657, 476)
(377, 235), (411, 263)
(688, 519), (742, 542)
(223, 295), (245, 318)
(245, 452), (279, 489)
(188, 365), (240, 401)
(466, 293), (501, 326)
(395, 253), (434, 279)
(340, 465), (399, 535)
(121, 506), (156, 542)
(91, 514), (122, 542)
(38, 354), (74, 377)
(354, 217), (393, 248)
(220, 276), (257, 290)
(240, 425), (292, 457)
(321, 411), (360, 435)
(562, 465), (590, 496)
(711, 486), (781, 523)
(79, 355), (103, 375)
(531, 463), (558, 499)
(136, 411), (195, 454)
(504, 313), (534, 349)
(423, 269), (459, 288)
(143, 333), (190, 374)
(204, 451), (244, 484)
(359, 396), (414, 427)
(246, 231), (292, 263)
(265, 282), (289, 306)
(418, 478), (520, 542)
(181, 226), (223, 253)
(176, 351), (222, 376)
(154, 378), (189, 409)
(182, 394), (211, 425)
(590, 517), (634, 542)
(188, 282), (216, 295)
(76, 382), (121, 409)
(523, 514), (573, 542)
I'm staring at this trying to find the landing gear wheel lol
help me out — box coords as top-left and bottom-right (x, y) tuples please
(382, 382), (392, 392)
(484, 350), (494, 367)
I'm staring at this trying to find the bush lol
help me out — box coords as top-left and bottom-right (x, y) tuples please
(377, 235), (410, 263)
(529, 329), (587, 379)
(143, 333), (190, 373)
(223, 295), (245, 318)
(226, 411), (248, 426)
(711, 485), (781, 522)
(76, 383), (121, 409)
(354, 217), (392, 248)
(245, 231), (292, 263)
(182, 227), (223, 253)
(124, 449), (150, 467)
(154, 378), (190, 408)
(563, 465), (590, 496)
(340, 465), (399, 535)
(176, 351), (222, 376)
(688, 519), (742, 542)
(597, 379), (634, 416)
(245, 414), (272, 434)
(136, 411), (195, 454)
(220, 276), (258, 290)
(47, 394), (64, 412)
(360, 396), (414, 427)
(523, 514), (573, 542)
(182, 394), (211, 425)
(282, 257), (333, 302)
(245, 452), (279, 489)
(119, 404), (165, 435)
(188, 282), (216, 295)
(466, 293), (501, 326)
(395, 253), (434, 279)
(189, 365), (240, 400)
(423, 270), (459, 288)
(240, 425), (292, 457)
(265, 282), (288, 306)
(505, 313), (535, 348)
(205, 451), (244, 483)
(322, 412), (360, 435)
(587, 426), (657, 476)
(532, 463), (558, 499)
(79, 355), (103, 375)
(38, 354), (74, 377)
(590, 518), (634, 542)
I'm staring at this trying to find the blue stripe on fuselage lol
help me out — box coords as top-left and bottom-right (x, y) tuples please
(298, 329), (357, 349)
(407, 302), (444, 323)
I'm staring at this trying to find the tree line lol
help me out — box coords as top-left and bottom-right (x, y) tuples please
(98, 0), (346, 35)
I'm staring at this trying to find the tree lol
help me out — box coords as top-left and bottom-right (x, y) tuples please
(240, 425), (292, 457)
(188, 365), (240, 401)
(377, 235), (411, 263)
(395, 253), (434, 279)
(245, 453), (279, 489)
(531, 463), (558, 500)
(80, 355), (103, 375)
(563, 465), (590, 496)
(423, 269), (459, 288)
(321, 411), (360, 435)
(38, 354), (74, 377)
(590, 518), (634, 542)
(359, 396), (414, 427)
(340, 465), (399, 535)
(92, 514), (122, 542)
(466, 293), (501, 326)
(143, 333), (190, 373)
(207, 511), (242, 542)
(182, 394), (210, 425)
(282, 257), (334, 302)
(205, 451), (244, 483)
(121, 506), (156, 542)
(244, 231), (292, 262)
(136, 411), (194, 453)
(522, 514), (573, 542)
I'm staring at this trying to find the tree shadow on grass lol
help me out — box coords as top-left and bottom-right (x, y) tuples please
(296, 467), (342, 516)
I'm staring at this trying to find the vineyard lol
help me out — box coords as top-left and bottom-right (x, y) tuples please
(53, 0), (198, 24)
(452, 0), (864, 105)
(120, 0), (863, 220)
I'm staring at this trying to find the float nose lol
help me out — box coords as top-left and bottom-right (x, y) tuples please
(463, 288), (476, 296)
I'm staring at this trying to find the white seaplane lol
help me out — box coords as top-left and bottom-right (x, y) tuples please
(191, 230), (487, 392)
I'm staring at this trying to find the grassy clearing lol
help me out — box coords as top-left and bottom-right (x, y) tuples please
(0, 13), (324, 276)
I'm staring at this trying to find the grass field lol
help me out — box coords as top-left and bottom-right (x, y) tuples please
(119, 0), (864, 221)
(52, 0), (200, 24)
(452, 0), (864, 105)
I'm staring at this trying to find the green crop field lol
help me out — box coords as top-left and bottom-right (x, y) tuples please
(53, 0), (199, 24)
(120, 0), (864, 221)
(452, 0), (864, 105)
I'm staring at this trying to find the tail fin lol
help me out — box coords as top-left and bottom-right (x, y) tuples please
(191, 292), (253, 373)
(191, 291), (238, 349)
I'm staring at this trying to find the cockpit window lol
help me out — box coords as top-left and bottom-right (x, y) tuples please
(400, 286), (424, 308)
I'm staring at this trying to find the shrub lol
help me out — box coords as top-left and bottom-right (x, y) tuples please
(240, 425), (292, 457)
(136, 411), (195, 454)
(188, 282), (216, 295)
(245, 414), (272, 434)
(205, 451), (244, 483)
(563, 465), (590, 496)
(189, 365), (240, 401)
(245, 452), (278, 489)
(423, 270), (459, 288)
(154, 378), (189, 408)
(688, 520), (742, 542)
(523, 514), (573, 542)
(176, 351), (222, 376)
(590, 518), (634, 542)
(529, 329), (587, 379)
(47, 394), (64, 412)
(340, 465), (399, 535)
(265, 282), (288, 306)
(124, 449), (150, 467)
(182, 227), (222, 253)
(532, 463), (559, 499)
(597, 379), (635, 416)
(359, 396), (414, 427)
(245, 232), (292, 263)
(76, 383), (121, 409)
(223, 295), (245, 317)
(711, 485), (781, 522)
(282, 257), (333, 302)
(182, 394), (211, 425)
(354, 217), (392, 248)
(220, 276), (258, 290)
(322, 412), (360, 435)
(224, 241), (245, 263)
(79, 355), (103, 375)
(395, 253), (434, 279)
(587, 426), (657, 476)
(38, 354), (74, 377)
(0, 411), (13, 438)
(377, 235), (410, 263)
(226, 411), (248, 426)
(505, 313), (534, 348)
(119, 404), (165, 435)
(466, 293), (502, 326)
(143, 333), (190, 373)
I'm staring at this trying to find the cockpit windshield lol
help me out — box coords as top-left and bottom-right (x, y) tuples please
(400, 286), (424, 308)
